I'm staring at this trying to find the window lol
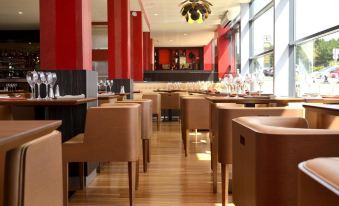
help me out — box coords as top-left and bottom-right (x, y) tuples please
(252, 7), (274, 55)
(251, 0), (272, 16)
(295, 32), (339, 96)
(295, 0), (339, 40)
(250, 0), (274, 94)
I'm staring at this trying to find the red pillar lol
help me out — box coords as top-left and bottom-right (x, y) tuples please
(131, 11), (143, 81)
(217, 26), (233, 78)
(204, 40), (213, 71)
(40, 0), (92, 70)
(150, 39), (154, 71)
(108, 0), (131, 79)
(143, 32), (151, 71)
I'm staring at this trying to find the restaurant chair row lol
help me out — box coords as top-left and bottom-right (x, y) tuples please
(179, 95), (339, 206)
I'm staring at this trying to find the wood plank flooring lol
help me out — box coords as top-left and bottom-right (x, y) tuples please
(69, 121), (233, 206)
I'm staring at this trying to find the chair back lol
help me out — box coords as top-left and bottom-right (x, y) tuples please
(143, 93), (161, 115)
(232, 116), (339, 206)
(83, 106), (141, 162)
(161, 93), (180, 110)
(5, 131), (63, 206)
(218, 107), (304, 164)
(180, 96), (210, 130)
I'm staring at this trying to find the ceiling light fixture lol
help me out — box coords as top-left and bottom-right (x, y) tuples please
(18, 11), (23, 15)
(154, 13), (159, 16)
(179, 0), (213, 24)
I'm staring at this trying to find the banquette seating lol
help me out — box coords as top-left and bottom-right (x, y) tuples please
(142, 93), (161, 128)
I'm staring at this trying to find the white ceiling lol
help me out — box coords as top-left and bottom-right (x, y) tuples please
(143, 0), (251, 46)
(0, 0), (148, 30)
(0, 0), (250, 47)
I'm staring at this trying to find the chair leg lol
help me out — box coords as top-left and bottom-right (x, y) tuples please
(79, 162), (85, 190)
(128, 161), (136, 206)
(183, 129), (189, 157)
(136, 160), (139, 190)
(146, 139), (151, 163)
(222, 164), (229, 206)
(156, 114), (160, 129)
(142, 140), (148, 173)
(63, 161), (69, 206)
(212, 136), (218, 193)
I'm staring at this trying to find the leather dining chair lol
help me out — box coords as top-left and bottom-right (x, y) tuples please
(232, 116), (339, 206)
(180, 96), (210, 157)
(142, 93), (161, 129)
(114, 99), (153, 173)
(298, 158), (339, 206)
(160, 92), (181, 121)
(62, 105), (141, 206)
(5, 131), (63, 206)
(216, 107), (304, 206)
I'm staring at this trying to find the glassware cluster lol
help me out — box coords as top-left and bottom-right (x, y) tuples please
(26, 71), (57, 100)
(97, 80), (114, 93)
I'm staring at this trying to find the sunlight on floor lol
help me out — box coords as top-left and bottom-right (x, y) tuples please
(196, 153), (211, 161)
(214, 203), (235, 206)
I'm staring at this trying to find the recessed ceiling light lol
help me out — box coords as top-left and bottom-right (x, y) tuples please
(18, 11), (23, 15)
(154, 13), (159, 16)
(184, 33), (188, 36)
(169, 39), (174, 42)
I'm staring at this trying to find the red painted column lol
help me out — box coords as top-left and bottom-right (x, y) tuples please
(204, 40), (213, 71)
(149, 39), (154, 71)
(143, 32), (151, 71)
(217, 26), (234, 78)
(131, 11), (143, 81)
(40, 0), (92, 70)
(108, 0), (131, 79)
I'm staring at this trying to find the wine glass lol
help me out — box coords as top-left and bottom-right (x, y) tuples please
(255, 71), (265, 96)
(328, 73), (338, 95)
(44, 72), (52, 99)
(46, 72), (56, 99)
(36, 72), (44, 100)
(39, 72), (48, 99)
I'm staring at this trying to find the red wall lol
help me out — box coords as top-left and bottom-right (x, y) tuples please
(143, 32), (152, 71)
(92, 49), (108, 61)
(216, 26), (234, 78)
(159, 49), (171, 65)
(203, 41), (213, 71)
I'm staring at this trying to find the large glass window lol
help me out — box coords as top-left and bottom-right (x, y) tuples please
(250, 0), (274, 94)
(295, 0), (339, 39)
(251, 0), (272, 16)
(295, 32), (339, 96)
(252, 8), (274, 55)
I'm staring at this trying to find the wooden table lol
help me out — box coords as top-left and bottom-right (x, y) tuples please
(304, 104), (339, 129)
(205, 96), (308, 107)
(0, 120), (61, 206)
(0, 98), (96, 141)
(98, 94), (119, 105)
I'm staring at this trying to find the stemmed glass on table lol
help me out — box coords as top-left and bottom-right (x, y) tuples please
(328, 73), (338, 95)
(26, 71), (38, 99)
(47, 72), (57, 99)
(255, 71), (265, 96)
(106, 80), (114, 93)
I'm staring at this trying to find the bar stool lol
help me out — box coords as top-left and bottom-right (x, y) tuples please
(217, 107), (304, 206)
(5, 131), (63, 206)
(298, 158), (339, 206)
(232, 116), (339, 206)
(115, 99), (153, 173)
(62, 105), (141, 206)
(142, 93), (161, 128)
(180, 96), (210, 157)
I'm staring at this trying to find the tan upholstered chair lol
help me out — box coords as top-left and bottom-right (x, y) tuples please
(115, 99), (153, 172)
(180, 96), (210, 157)
(209, 103), (242, 193)
(62, 106), (141, 206)
(298, 158), (339, 206)
(143, 93), (161, 128)
(217, 107), (304, 206)
(0, 105), (12, 120)
(232, 117), (339, 206)
(5, 131), (63, 206)
(161, 93), (181, 120)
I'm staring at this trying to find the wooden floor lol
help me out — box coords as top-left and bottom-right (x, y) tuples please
(69, 121), (233, 206)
